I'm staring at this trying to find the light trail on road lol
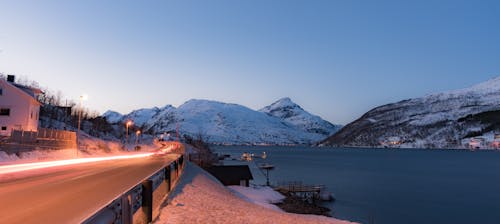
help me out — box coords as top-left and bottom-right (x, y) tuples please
(0, 153), (179, 224)
(0, 152), (155, 175)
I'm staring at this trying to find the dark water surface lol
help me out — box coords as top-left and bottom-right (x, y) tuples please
(212, 146), (500, 224)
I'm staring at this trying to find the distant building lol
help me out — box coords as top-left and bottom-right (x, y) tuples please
(380, 136), (402, 148)
(0, 75), (42, 136)
(205, 165), (254, 187)
(492, 134), (500, 149)
(469, 137), (485, 150)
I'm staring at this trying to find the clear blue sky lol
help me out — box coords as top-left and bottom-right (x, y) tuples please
(0, 0), (499, 124)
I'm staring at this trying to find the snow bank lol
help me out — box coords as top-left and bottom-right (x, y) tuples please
(0, 151), (20, 161)
(228, 185), (285, 211)
(155, 162), (354, 224)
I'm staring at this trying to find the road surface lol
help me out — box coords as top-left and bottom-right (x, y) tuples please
(0, 153), (179, 224)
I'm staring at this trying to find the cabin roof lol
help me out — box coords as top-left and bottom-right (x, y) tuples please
(205, 165), (254, 183)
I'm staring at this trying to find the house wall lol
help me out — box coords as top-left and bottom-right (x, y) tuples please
(239, 180), (250, 187)
(0, 80), (40, 136)
(27, 103), (40, 132)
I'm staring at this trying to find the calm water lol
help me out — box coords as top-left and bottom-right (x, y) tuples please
(213, 146), (500, 224)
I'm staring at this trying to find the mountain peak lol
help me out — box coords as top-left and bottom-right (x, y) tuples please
(260, 97), (341, 136)
(261, 97), (301, 113)
(273, 97), (297, 107)
(276, 97), (293, 104)
(102, 110), (123, 123)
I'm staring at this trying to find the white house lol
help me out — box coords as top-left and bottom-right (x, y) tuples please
(0, 75), (42, 136)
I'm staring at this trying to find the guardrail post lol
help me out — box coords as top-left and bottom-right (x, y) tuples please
(83, 198), (121, 224)
(173, 162), (177, 184)
(174, 160), (179, 178)
(165, 166), (171, 191)
(142, 180), (153, 223)
(179, 155), (184, 169)
(122, 194), (132, 224)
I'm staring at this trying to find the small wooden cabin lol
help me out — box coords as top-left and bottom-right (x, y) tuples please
(205, 165), (253, 187)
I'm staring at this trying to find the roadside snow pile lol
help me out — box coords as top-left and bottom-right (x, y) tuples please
(228, 185), (285, 211)
(155, 162), (354, 224)
(0, 151), (20, 162)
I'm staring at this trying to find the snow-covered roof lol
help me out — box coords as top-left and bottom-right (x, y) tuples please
(0, 78), (42, 106)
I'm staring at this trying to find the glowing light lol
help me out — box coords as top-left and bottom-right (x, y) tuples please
(0, 152), (154, 175)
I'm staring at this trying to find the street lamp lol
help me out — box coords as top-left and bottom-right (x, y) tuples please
(135, 130), (141, 145)
(125, 120), (133, 144)
(77, 94), (88, 157)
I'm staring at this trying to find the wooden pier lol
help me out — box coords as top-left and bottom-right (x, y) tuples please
(275, 181), (326, 203)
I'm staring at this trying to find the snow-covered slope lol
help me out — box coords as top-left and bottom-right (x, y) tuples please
(104, 98), (337, 145)
(260, 97), (341, 136)
(156, 162), (353, 224)
(102, 110), (123, 124)
(321, 76), (500, 148)
(123, 107), (161, 127)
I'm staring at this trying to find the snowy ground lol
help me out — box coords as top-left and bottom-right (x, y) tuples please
(227, 185), (285, 211)
(155, 162), (354, 224)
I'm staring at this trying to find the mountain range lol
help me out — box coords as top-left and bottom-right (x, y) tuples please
(103, 98), (341, 145)
(321, 76), (500, 148)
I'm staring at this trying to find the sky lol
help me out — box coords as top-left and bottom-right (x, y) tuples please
(0, 0), (499, 125)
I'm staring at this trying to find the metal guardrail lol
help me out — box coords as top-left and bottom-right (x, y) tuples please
(83, 154), (186, 224)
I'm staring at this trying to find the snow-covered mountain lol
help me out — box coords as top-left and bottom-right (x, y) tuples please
(321, 76), (500, 148)
(104, 98), (340, 145)
(259, 97), (341, 136)
(102, 111), (123, 124)
(123, 107), (161, 127)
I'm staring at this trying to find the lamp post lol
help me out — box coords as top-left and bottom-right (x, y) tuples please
(135, 130), (141, 145)
(125, 120), (133, 144)
(77, 94), (88, 157)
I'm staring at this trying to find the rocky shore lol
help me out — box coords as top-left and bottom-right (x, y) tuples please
(274, 191), (332, 217)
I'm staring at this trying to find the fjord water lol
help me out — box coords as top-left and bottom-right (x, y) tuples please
(213, 146), (500, 224)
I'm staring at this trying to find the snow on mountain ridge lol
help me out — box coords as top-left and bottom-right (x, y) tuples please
(102, 110), (123, 124)
(363, 76), (500, 127)
(260, 98), (342, 136)
(264, 97), (297, 109)
(103, 98), (336, 145)
(448, 76), (500, 95)
(322, 76), (500, 148)
(123, 107), (161, 127)
(173, 99), (308, 144)
(424, 76), (500, 99)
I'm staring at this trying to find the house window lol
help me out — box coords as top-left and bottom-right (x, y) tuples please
(0, 108), (10, 116)
(1, 126), (6, 131)
(0, 88), (3, 95)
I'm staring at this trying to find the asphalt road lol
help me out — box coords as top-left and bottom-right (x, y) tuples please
(0, 153), (179, 224)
